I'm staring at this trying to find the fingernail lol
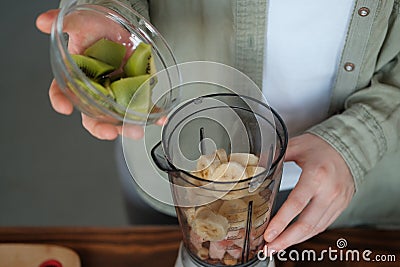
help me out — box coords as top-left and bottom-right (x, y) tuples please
(266, 230), (278, 242)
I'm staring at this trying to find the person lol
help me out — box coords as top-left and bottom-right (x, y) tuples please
(36, 0), (400, 253)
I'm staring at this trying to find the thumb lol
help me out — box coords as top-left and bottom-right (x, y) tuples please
(36, 9), (60, 34)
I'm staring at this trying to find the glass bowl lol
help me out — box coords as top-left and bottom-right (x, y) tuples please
(50, 0), (180, 125)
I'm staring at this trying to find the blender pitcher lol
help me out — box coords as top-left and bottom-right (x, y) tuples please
(152, 93), (288, 267)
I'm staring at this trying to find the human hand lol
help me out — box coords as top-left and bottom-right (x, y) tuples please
(36, 9), (156, 140)
(264, 133), (355, 253)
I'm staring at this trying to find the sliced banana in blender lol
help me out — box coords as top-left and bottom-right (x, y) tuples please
(192, 153), (221, 182)
(245, 166), (266, 178)
(211, 162), (246, 182)
(206, 200), (224, 213)
(224, 253), (239, 265)
(210, 162), (249, 200)
(218, 199), (249, 229)
(192, 207), (229, 241)
(215, 148), (228, 163)
(197, 153), (219, 172)
(197, 247), (210, 260)
(182, 207), (196, 225)
(229, 153), (259, 167)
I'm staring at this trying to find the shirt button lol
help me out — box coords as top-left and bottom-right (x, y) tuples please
(344, 62), (355, 72)
(358, 7), (370, 17)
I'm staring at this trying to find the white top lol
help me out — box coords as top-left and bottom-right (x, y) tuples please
(262, 0), (355, 190)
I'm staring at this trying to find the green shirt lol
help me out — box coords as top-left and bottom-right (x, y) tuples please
(63, 0), (400, 226)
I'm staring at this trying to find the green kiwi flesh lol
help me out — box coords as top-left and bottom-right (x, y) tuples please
(71, 54), (115, 79)
(84, 38), (126, 69)
(124, 42), (154, 77)
(74, 79), (110, 97)
(110, 75), (151, 114)
(71, 79), (113, 110)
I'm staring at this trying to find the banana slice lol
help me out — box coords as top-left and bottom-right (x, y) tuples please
(241, 192), (266, 207)
(211, 162), (246, 182)
(197, 247), (209, 260)
(226, 245), (242, 260)
(229, 153), (259, 167)
(245, 166), (266, 178)
(224, 253), (238, 266)
(218, 199), (249, 228)
(197, 153), (218, 171)
(190, 153), (220, 187)
(183, 207), (196, 225)
(246, 166), (268, 191)
(192, 207), (229, 241)
(215, 148), (228, 163)
(207, 200), (224, 213)
(210, 162), (249, 200)
(195, 153), (221, 180)
(253, 204), (269, 228)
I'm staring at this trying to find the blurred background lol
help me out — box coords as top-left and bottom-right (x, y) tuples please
(0, 1), (129, 226)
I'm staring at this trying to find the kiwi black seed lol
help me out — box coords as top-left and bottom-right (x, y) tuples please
(71, 54), (115, 80)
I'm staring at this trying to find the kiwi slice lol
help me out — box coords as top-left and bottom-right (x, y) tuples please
(71, 54), (115, 80)
(148, 53), (157, 76)
(84, 38), (126, 69)
(74, 79), (110, 97)
(110, 75), (152, 114)
(71, 79), (113, 110)
(124, 43), (155, 77)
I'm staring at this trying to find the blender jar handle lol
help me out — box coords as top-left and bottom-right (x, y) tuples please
(151, 141), (176, 173)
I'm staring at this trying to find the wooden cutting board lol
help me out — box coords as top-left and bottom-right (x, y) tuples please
(0, 243), (80, 267)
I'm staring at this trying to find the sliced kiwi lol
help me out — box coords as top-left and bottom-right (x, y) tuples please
(110, 75), (152, 114)
(69, 39), (159, 120)
(124, 42), (155, 77)
(84, 38), (127, 69)
(71, 79), (113, 110)
(71, 54), (115, 80)
(74, 79), (110, 97)
(148, 53), (157, 76)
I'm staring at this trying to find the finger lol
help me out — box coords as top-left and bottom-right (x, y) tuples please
(267, 184), (353, 250)
(49, 80), (74, 115)
(81, 114), (119, 140)
(296, 201), (344, 244)
(120, 123), (144, 140)
(305, 191), (353, 242)
(156, 116), (168, 126)
(284, 137), (304, 163)
(36, 9), (60, 34)
(266, 194), (334, 251)
(264, 172), (320, 242)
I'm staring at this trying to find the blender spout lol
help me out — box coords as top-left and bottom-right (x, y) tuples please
(151, 141), (176, 172)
